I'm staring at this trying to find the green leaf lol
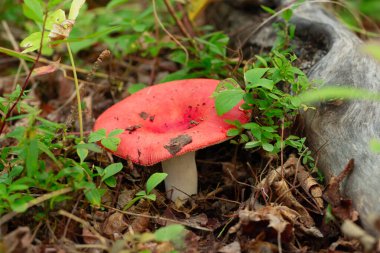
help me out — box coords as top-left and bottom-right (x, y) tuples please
(104, 176), (117, 187)
(68, 0), (86, 21)
(9, 166), (24, 179)
(8, 184), (29, 193)
(262, 142), (274, 152)
(146, 172), (167, 194)
(101, 163), (123, 181)
(247, 78), (274, 90)
(214, 89), (245, 116)
(48, 0), (62, 8)
(128, 83), (146, 94)
(107, 0), (130, 9)
(281, 9), (293, 22)
(46, 9), (66, 30)
(261, 5), (276, 14)
(26, 138), (39, 177)
(38, 141), (59, 164)
(255, 55), (268, 67)
(0, 184), (6, 196)
(89, 129), (106, 143)
(76, 144), (88, 163)
(20, 32), (48, 53)
(108, 129), (124, 137)
(144, 194), (156, 201)
(84, 188), (105, 206)
(244, 68), (269, 84)
(10, 197), (30, 213)
(123, 196), (144, 210)
(23, 0), (43, 23)
(245, 141), (261, 149)
(155, 224), (185, 242)
(101, 137), (120, 151)
(76, 143), (103, 153)
(136, 190), (146, 196)
(242, 122), (260, 130)
(227, 128), (240, 137)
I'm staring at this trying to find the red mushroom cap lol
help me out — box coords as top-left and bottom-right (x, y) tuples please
(94, 79), (249, 165)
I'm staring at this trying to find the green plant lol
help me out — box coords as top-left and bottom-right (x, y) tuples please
(0, 90), (125, 213)
(262, 5), (296, 51)
(124, 172), (168, 210)
(213, 51), (311, 155)
(111, 223), (185, 252)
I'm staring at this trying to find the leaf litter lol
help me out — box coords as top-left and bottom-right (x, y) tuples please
(0, 1), (378, 253)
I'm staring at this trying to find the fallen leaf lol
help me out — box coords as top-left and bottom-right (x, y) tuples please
(273, 179), (315, 228)
(3, 227), (36, 253)
(218, 241), (241, 253)
(102, 212), (128, 236)
(341, 220), (376, 252)
(82, 227), (99, 244)
(296, 165), (324, 210)
(32, 60), (60, 77)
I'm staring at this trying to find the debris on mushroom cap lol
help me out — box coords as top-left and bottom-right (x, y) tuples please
(94, 79), (250, 165)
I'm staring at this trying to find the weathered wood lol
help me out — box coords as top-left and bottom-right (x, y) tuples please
(292, 2), (380, 233)
(209, 1), (380, 233)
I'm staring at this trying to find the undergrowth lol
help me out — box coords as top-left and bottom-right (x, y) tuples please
(0, 0), (343, 250)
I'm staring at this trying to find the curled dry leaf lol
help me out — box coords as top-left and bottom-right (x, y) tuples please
(49, 19), (74, 44)
(256, 155), (298, 192)
(32, 60), (61, 77)
(296, 165), (324, 210)
(323, 159), (358, 221)
(273, 179), (315, 228)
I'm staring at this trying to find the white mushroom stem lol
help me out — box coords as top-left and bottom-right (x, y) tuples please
(161, 152), (198, 201)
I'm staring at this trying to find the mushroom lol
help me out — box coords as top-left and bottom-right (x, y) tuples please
(94, 79), (249, 201)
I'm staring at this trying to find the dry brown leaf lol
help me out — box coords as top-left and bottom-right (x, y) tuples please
(341, 220), (376, 252)
(229, 205), (295, 242)
(273, 179), (315, 228)
(32, 60), (60, 77)
(155, 241), (176, 253)
(218, 241), (241, 253)
(3, 227), (37, 253)
(296, 166), (324, 209)
(329, 237), (362, 252)
(245, 240), (278, 253)
(256, 155), (298, 192)
(323, 159), (358, 221)
(82, 227), (99, 244)
(130, 211), (150, 233)
(102, 212), (128, 236)
(324, 159), (354, 206)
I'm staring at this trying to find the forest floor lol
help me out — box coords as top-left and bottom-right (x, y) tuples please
(0, 1), (379, 252)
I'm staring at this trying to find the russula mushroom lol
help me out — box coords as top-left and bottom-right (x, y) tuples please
(94, 79), (249, 201)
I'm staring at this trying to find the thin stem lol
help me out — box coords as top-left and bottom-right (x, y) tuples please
(163, 0), (199, 51)
(0, 13), (48, 135)
(0, 187), (72, 225)
(152, 0), (189, 64)
(66, 42), (84, 141)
